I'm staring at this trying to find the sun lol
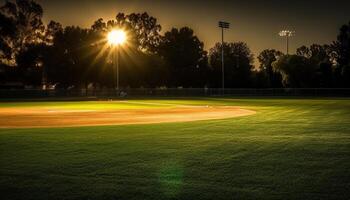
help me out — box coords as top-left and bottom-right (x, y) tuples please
(107, 29), (127, 45)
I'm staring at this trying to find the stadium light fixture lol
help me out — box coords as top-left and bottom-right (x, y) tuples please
(218, 21), (230, 90)
(279, 30), (295, 55)
(107, 29), (127, 91)
(108, 30), (126, 46)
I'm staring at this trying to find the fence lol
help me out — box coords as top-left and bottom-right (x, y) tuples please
(0, 88), (350, 99)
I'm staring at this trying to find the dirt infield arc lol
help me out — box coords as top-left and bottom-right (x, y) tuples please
(0, 106), (256, 128)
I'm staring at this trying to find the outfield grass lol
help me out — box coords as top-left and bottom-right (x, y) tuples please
(0, 98), (350, 200)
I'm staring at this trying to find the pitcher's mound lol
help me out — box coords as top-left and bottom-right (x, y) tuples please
(0, 106), (256, 128)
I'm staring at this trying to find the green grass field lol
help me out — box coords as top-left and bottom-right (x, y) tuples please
(1, 98), (350, 200)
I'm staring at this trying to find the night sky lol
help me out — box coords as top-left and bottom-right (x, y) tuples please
(37, 0), (350, 63)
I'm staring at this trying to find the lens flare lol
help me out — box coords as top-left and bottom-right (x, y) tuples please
(108, 30), (126, 45)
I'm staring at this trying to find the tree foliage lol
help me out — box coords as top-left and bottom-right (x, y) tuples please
(0, 0), (44, 65)
(91, 12), (162, 53)
(159, 27), (208, 87)
(257, 49), (283, 87)
(209, 42), (254, 87)
(332, 21), (350, 87)
(296, 44), (333, 87)
(273, 55), (317, 87)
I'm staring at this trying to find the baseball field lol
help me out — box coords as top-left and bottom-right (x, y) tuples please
(0, 98), (349, 199)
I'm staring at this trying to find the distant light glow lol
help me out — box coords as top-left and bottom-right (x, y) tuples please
(108, 30), (126, 45)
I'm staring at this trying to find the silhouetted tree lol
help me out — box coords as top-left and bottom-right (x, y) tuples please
(125, 13), (162, 53)
(272, 55), (318, 88)
(159, 27), (208, 87)
(14, 20), (63, 87)
(332, 22), (350, 87)
(45, 26), (92, 88)
(44, 21), (63, 45)
(257, 49), (283, 87)
(296, 46), (310, 57)
(91, 12), (162, 53)
(88, 13), (165, 88)
(16, 43), (47, 86)
(0, 0), (45, 66)
(297, 44), (333, 87)
(209, 42), (254, 88)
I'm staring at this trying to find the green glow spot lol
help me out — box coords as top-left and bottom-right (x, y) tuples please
(158, 162), (184, 197)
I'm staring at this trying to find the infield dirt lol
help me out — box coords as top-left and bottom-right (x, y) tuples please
(0, 106), (256, 128)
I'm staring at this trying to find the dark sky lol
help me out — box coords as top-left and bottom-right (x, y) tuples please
(36, 0), (350, 63)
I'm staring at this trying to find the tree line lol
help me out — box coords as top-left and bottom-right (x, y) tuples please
(0, 0), (349, 89)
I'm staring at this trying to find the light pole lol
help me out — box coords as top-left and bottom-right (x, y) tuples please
(108, 29), (126, 91)
(279, 30), (295, 55)
(218, 21), (230, 90)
